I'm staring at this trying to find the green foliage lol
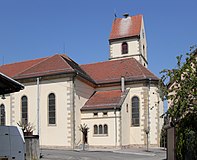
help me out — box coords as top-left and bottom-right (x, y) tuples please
(176, 113), (197, 160)
(160, 125), (167, 148)
(160, 47), (197, 160)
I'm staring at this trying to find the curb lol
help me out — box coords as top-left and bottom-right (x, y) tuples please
(75, 149), (156, 156)
(113, 150), (156, 156)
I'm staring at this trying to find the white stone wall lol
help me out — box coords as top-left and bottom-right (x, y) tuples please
(85, 83), (164, 147)
(129, 86), (145, 145)
(38, 78), (72, 147)
(0, 77), (73, 147)
(0, 94), (11, 125)
(74, 78), (94, 146)
(120, 90), (130, 146)
(81, 111), (121, 147)
(125, 83), (163, 146)
(109, 38), (140, 60)
(0, 77), (163, 148)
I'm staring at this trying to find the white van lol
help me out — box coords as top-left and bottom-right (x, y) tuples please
(0, 126), (25, 160)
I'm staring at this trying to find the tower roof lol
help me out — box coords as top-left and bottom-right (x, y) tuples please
(109, 14), (142, 40)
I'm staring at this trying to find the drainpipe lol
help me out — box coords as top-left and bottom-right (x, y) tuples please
(10, 93), (12, 125)
(72, 73), (77, 149)
(114, 106), (117, 147)
(37, 77), (40, 136)
(120, 76), (125, 148)
(120, 109), (122, 148)
(146, 78), (151, 151)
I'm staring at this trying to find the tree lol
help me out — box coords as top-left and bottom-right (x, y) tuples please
(17, 121), (35, 136)
(79, 123), (89, 150)
(160, 47), (197, 160)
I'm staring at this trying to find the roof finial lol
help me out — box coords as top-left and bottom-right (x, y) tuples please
(123, 13), (129, 18)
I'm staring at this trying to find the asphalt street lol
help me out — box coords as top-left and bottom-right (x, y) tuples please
(40, 148), (166, 160)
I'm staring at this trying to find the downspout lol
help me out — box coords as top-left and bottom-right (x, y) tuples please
(120, 107), (122, 148)
(114, 106), (117, 147)
(146, 78), (151, 151)
(120, 76), (125, 148)
(10, 93), (12, 125)
(72, 73), (77, 149)
(37, 77), (40, 136)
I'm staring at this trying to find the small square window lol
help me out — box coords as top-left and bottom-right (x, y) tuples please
(103, 112), (108, 116)
(93, 112), (98, 116)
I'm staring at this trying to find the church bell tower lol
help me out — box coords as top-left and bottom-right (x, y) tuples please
(109, 13), (148, 68)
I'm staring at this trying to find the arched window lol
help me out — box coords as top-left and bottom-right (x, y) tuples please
(93, 124), (108, 136)
(48, 93), (56, 125)
(94, 125), (98, 134)
(122, 42), (128, 54)
(0, 104), (5, 125)
(131, 96), (140, 126)
(99, 124), (103, 134)
(21, 96), (28, 124)
(104, 124), (108, 134)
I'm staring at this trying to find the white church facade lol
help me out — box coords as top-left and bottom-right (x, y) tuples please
(0, 14), (164, 149)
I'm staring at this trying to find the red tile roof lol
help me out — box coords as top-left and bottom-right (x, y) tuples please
(0, 57), (47, 77)
(109, 14), (142, 40)
(81, 90), (123, 111)
(0, 54), (158, 84)
(13, 54), (74, 79)
(0, 54), (93, 81)
(81, 58), (158, 84)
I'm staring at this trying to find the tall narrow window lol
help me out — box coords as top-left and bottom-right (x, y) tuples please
(48, 93), (56, 125)
(104, 124), (108, 134)
(99, 124), (103, 134)
(0, 104), (5, 125)
(132, 96), (140, 126)
(93, 124), (108, 136)
(21, 96), (28, 124)
(122, 42), (128, 54)
(94, 125), (98, 134)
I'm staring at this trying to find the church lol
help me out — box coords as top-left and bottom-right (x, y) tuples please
(0, 14), (164, 149)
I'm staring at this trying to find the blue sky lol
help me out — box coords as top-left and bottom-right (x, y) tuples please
(0, 0), (196, 77)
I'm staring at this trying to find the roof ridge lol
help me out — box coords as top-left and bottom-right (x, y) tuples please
(114, 14), (143, 20)
(60, 54), (96, 83)
(134, 59), (146, 79)
(58, 54), (74, 70)
(134, 58), (158, 79)
(13, 55), (53, 78)
(81, 57), (133, 66)
(60, 54), (79, 68)
(96, 89), (121, 93)
(0, 56), (48, 67)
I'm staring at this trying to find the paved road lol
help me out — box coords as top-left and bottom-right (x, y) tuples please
(40, 149), (166, 160)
